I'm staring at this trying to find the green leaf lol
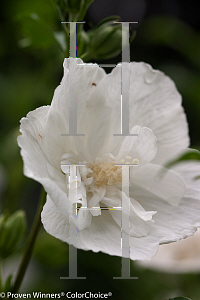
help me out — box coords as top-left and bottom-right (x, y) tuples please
(3, 274), (13, 292)
(53, 31), (66, 52)
(158, 150), (200, 181)
(96, 15), (121, 28)
(16, 13), (63, 51)
(165, 150), (200, 169)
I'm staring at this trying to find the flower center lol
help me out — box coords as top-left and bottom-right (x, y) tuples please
(90, 161), (122, 187)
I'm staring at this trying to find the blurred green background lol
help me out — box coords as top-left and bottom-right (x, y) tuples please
(0, 0), (200, 299)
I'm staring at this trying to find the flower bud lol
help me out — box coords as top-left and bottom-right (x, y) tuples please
(77, 29), (90, 58)
(89, 22), (123, 60)
(0, 211), (26, 259)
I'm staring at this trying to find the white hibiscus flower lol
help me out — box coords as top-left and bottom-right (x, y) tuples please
(17, 58), (200, 260)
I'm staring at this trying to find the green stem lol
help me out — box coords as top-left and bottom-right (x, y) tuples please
(11, 188), (47, 293)
(0, 258), (2, 291)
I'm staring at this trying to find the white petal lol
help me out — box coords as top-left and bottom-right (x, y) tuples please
(38, 57), (106, 165)
(116, 126), (157, 164)
(146, 195), (200, 245)
(107, 191), (156, 238)
(131, 162), (200, 245)
(62, 58), (110, 160)
(47, 163), (65, 184)
(88, 187), (106, 216)
(69, 204), (92, 231)
(41, 196), (159, 260)
(130, 197), (157, 221)
(101, 196), (121, 208)
(97, 62), (189, 163)
(109, 209), (151, 238)
(105, 186), (119, 196)
(102, 191), (156, 222)
(171, 160), (200, 201)
(131, 163), (186, 206)
(17, 107), (70, 217)
(128, 62), (189, 164)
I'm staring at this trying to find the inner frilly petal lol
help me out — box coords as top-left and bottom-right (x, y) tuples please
(115, 126), (157, 165)
(88, 187), (106, 216)
(110, 210), (151, 238)
(102, 190), (156, 237)
(70, 203), (92, 231)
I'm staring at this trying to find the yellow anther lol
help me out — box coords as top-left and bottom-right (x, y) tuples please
(91, 162), (122, 187)
(126, 156), (132, 160)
